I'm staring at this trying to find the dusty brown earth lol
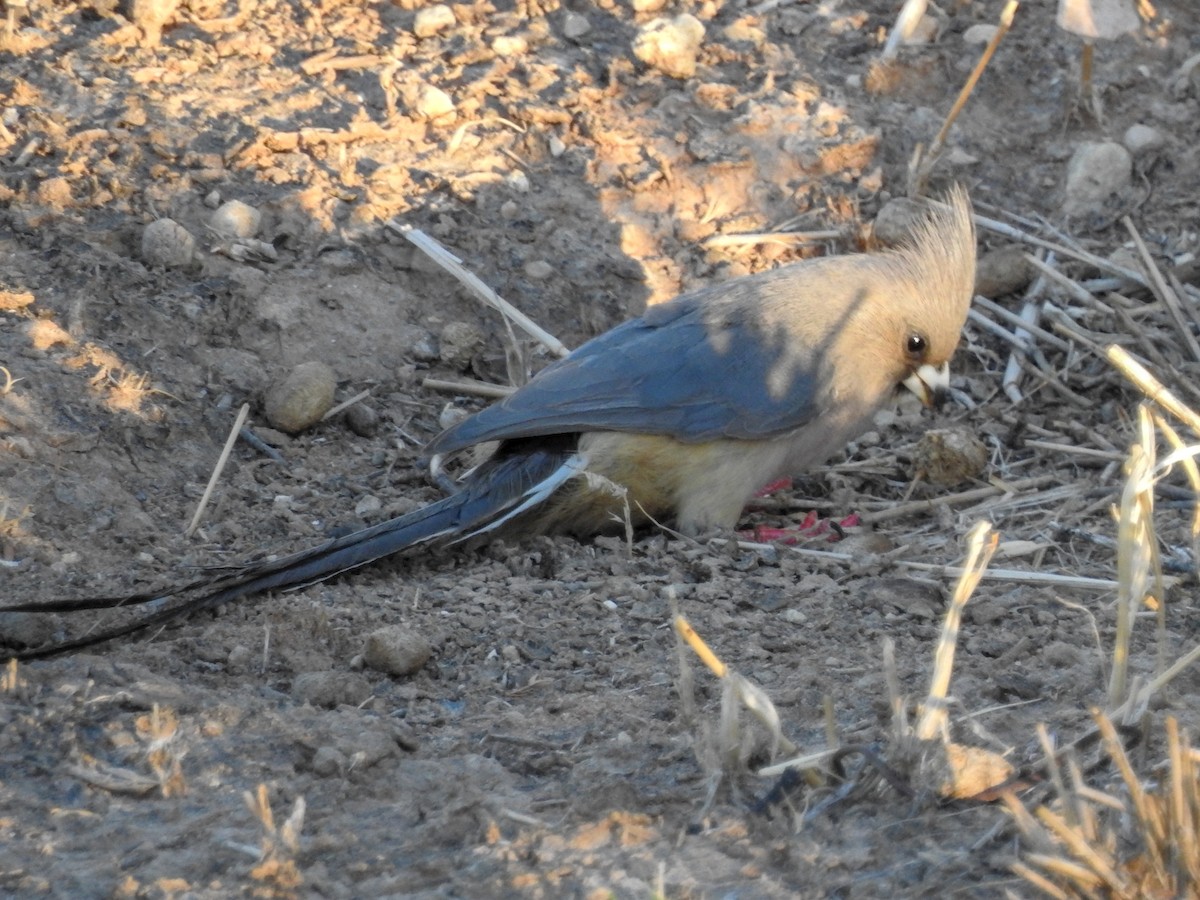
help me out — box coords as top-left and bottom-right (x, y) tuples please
(2, 0), (1200, 896)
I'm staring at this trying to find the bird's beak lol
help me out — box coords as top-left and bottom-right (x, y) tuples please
(902, 362), (950, 407)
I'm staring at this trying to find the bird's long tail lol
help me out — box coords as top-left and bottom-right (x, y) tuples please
(1, 448), (584, 659)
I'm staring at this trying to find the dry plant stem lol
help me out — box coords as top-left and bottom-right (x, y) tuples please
(391, 223), (569, 359)
(673, 614), (727, 678)
(422, 377), (517, 399)
(1108, 406), (1156, 711)
(1166, 717), (1198, 882)
(1010, 861), (1073, 900)
(973, 293), (1071, 352)
(1123, 216), (1200, 363)
(916, 521), (998, 741)
(1112, 642), (1200, 723)
(321, 389), (371, 421)
(975, 216), (1149, 288)
(911, 0), (1018, 195)
(703, 229), (842, 249)
(186, 403), (249, 537)
(1023, 439), (1123, 461)
(1107, 344), (1200, 434)
(859, 474), (1055, 523)
(740, 539), (1134, 591)
(1035, 725), (1073, 827)
(883, 636), (906, 744)
(1092, 711), (1158, 860)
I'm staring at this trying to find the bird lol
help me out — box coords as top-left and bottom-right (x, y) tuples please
(0, 187), (976, 659)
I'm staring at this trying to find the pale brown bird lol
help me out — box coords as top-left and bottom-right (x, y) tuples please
(1, 188), (976, 658)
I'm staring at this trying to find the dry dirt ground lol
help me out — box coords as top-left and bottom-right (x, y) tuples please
(2, 0), (1200, 896)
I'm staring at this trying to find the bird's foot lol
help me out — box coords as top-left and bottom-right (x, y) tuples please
(741, 512), (861, 545)
(753, 477), (794, 497)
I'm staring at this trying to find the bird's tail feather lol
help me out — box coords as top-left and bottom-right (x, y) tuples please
(2, 449), (580, 659)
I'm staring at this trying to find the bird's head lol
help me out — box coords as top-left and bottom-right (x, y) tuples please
(868, 187), (976, 409)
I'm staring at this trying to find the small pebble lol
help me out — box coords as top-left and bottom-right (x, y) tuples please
(492, 35), (527, 55)
(142, 218), (196, 268)
(439, 321), (484, 371)
(438, 402), (469, 431)
(505, 171), (530, 193)
(291, 670), (372, 708)
(632, 14), (705, 79)
(1062, 141), (1131, 216)
(413, 4), (454, 38)
(562, 11), (590, 39)
(129, 0), (177, 46)
(227, 645), (252, 671)
(962, 24), (998, 45)
(872, 197), (925, 247)
(414, 84), (455, 120)
(355, 494), (382, 518)
(974, 245), (1032, 298)
(312, 746), (347, 776)
(631, 0), (666, 11)
(263, 361), (337, 433)
(1122, 123), (1165, 157)
(345, 402), (379, 437)
(524, 260), (554, 280)
(363, 626), (433, 677)
(210, 199), (261, 239)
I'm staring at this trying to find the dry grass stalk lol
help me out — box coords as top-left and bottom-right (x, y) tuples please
(1014, 713), (1200, 898)
(137, 703), (187, 798)
(703, 229), (842, 250)
(1107, 404), (1157, 713)
(673, 612), (796, 769)
(1122, 216), (1200, 364)
(916, 521), (998, 741)
(390, 222), (569, 360)
(319, 388), (371, 421)
(908, 0), (1019, 195)
(422, 376), (516, 399)
(186, 402), (249, 538)
(245, 783), (306, 898)
(1106, 344), (1200, 434)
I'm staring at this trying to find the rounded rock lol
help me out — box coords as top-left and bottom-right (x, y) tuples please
(363, 626), (433, 677)
(210, 199), (261, 239)
(974, 245), (1033, 298)
(562, 12), (590, 40)
(292, 671), (372, 708)
(1063, 141), (1131, 216)
(439, 320), (484, 371)
(632, 14), (705, 79)
(415, 84), (455, 120)
(142, 218), (196, 268)
(1122, 123), (1165, 157)
(345, 402), (379, 437)
(912, 428), (988, 486)
(413, 4), (455, 38)
(263, 361), (337, 434)
(963, 24), (998, 45)
(873, 197), (925, 247)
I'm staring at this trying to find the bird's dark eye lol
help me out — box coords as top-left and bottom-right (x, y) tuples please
(905, 333), (928, 360)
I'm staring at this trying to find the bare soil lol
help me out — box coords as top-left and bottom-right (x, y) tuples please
(2, 0), (1200, 897)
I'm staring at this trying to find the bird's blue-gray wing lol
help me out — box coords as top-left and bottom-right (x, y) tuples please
(427, 294), (828, 455)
